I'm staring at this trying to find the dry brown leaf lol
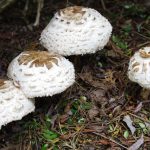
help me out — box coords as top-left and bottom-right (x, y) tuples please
(104, 70), (116, 85)
(112, 105), (122, 116)
(78, 72), (107, 89)
(88, 105), (99, 119)
(60, 132), (73, 140)
(90, 125), (105, 132)
(59, 114), (69, 124)
(89, 89), (108, 103)
(97, 139), (110, 145)
(64, 103), (72, 113)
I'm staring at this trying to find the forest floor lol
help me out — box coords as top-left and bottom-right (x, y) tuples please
(0, 0), (150, 150)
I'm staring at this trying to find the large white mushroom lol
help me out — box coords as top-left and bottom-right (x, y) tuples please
(0, 79), (35, 129)
(128, 47), (150, 99)
(7, 51), (75, 98)
(40, 6), (112, 56)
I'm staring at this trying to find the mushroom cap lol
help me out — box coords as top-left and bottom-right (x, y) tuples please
(0, 79), (35, 129)
(40, 6), (112, 56)
(128, 47), (150, 88)
(7, 51), (75, 98)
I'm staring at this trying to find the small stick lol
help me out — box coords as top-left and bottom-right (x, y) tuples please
(136, 42), (150, 48)
(129, 112), (150, 124)
(100, 0), (106, 10)
(33, 0), (44, 26)
(133, 31), (150, 40)
(92, 132), (128, 149)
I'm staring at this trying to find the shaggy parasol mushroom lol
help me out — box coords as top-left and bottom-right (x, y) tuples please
(40, 6), (112, 56)
(128, 47), (150, 99)
(7, 51), (75, 98)
(0, 79), (35, 129)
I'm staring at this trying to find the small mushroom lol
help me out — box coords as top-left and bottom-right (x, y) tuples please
(40, 6), (112, 56)
(7, 51), (75, 98)
(0, 79), (35, 129)
(128, 47), (150, 99)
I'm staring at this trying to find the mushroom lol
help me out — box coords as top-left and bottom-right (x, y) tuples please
(128, 47), (150, 99)
(40, 6), (112, 56)
(7, 51), (75, 98)
(0, 79), (35, 129)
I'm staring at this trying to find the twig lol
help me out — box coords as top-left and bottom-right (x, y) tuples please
(129, 112), (150, 124)
(92, 132), (128, 149)
(142, 100), (150, 103)
(136, 42), (150, 48)
(0, 0), (16, 13)
(33, 0), (44, 26)
(133, 31), (150, 40)
(101, 0), (106, 10)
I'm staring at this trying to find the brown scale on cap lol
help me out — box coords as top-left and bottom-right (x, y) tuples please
(18, 51), (61, 69)
(139, 49), (150, 58)
(131, 61), (140, 73)
(59, 6), (86, 21)
(0, 79), (6, 89)
(133, 68), (139, 72)
(132, 62), (140, 68)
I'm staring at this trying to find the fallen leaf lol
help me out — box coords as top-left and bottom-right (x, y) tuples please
(128, 135), (144, 150)
(64, 103), (72, 113)
(90, 125), (105, 132)
(134, 102), (143, 113)
(123, 115), (136, 135)
(88, 105), (99, 119)
(89, 89), (108, 103)
(97, 139), (110, 145)
(112, 105), (121, 116)
(138, 122), (146, 129)
(64, 103), (73, 115)
(78, 70), (107, 89)
(145, 122), (150, 128)
(59, 114), (69, 124)
(123, 130), (129, 139)
(60, 132), (73, 140)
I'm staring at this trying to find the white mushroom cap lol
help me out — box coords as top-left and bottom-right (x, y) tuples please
(128, 47), (150, 89)
(7, 51), (75, 98)
(0, 79), (35, 129)
(40, 6), (112, 56)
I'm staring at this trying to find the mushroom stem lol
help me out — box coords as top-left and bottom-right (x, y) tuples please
(69, 55), (81, 72)
(140, 88), (150, 100)
(74, 55), (81, 70)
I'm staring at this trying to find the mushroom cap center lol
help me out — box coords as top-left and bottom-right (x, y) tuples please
(59, 6), (86, 21)
(18, 51), (61, 69)
(139, 49), (150, 58)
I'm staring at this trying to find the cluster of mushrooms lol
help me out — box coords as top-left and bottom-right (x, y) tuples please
(0, 6), (149, 130)
(0, 6), (112, 129)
